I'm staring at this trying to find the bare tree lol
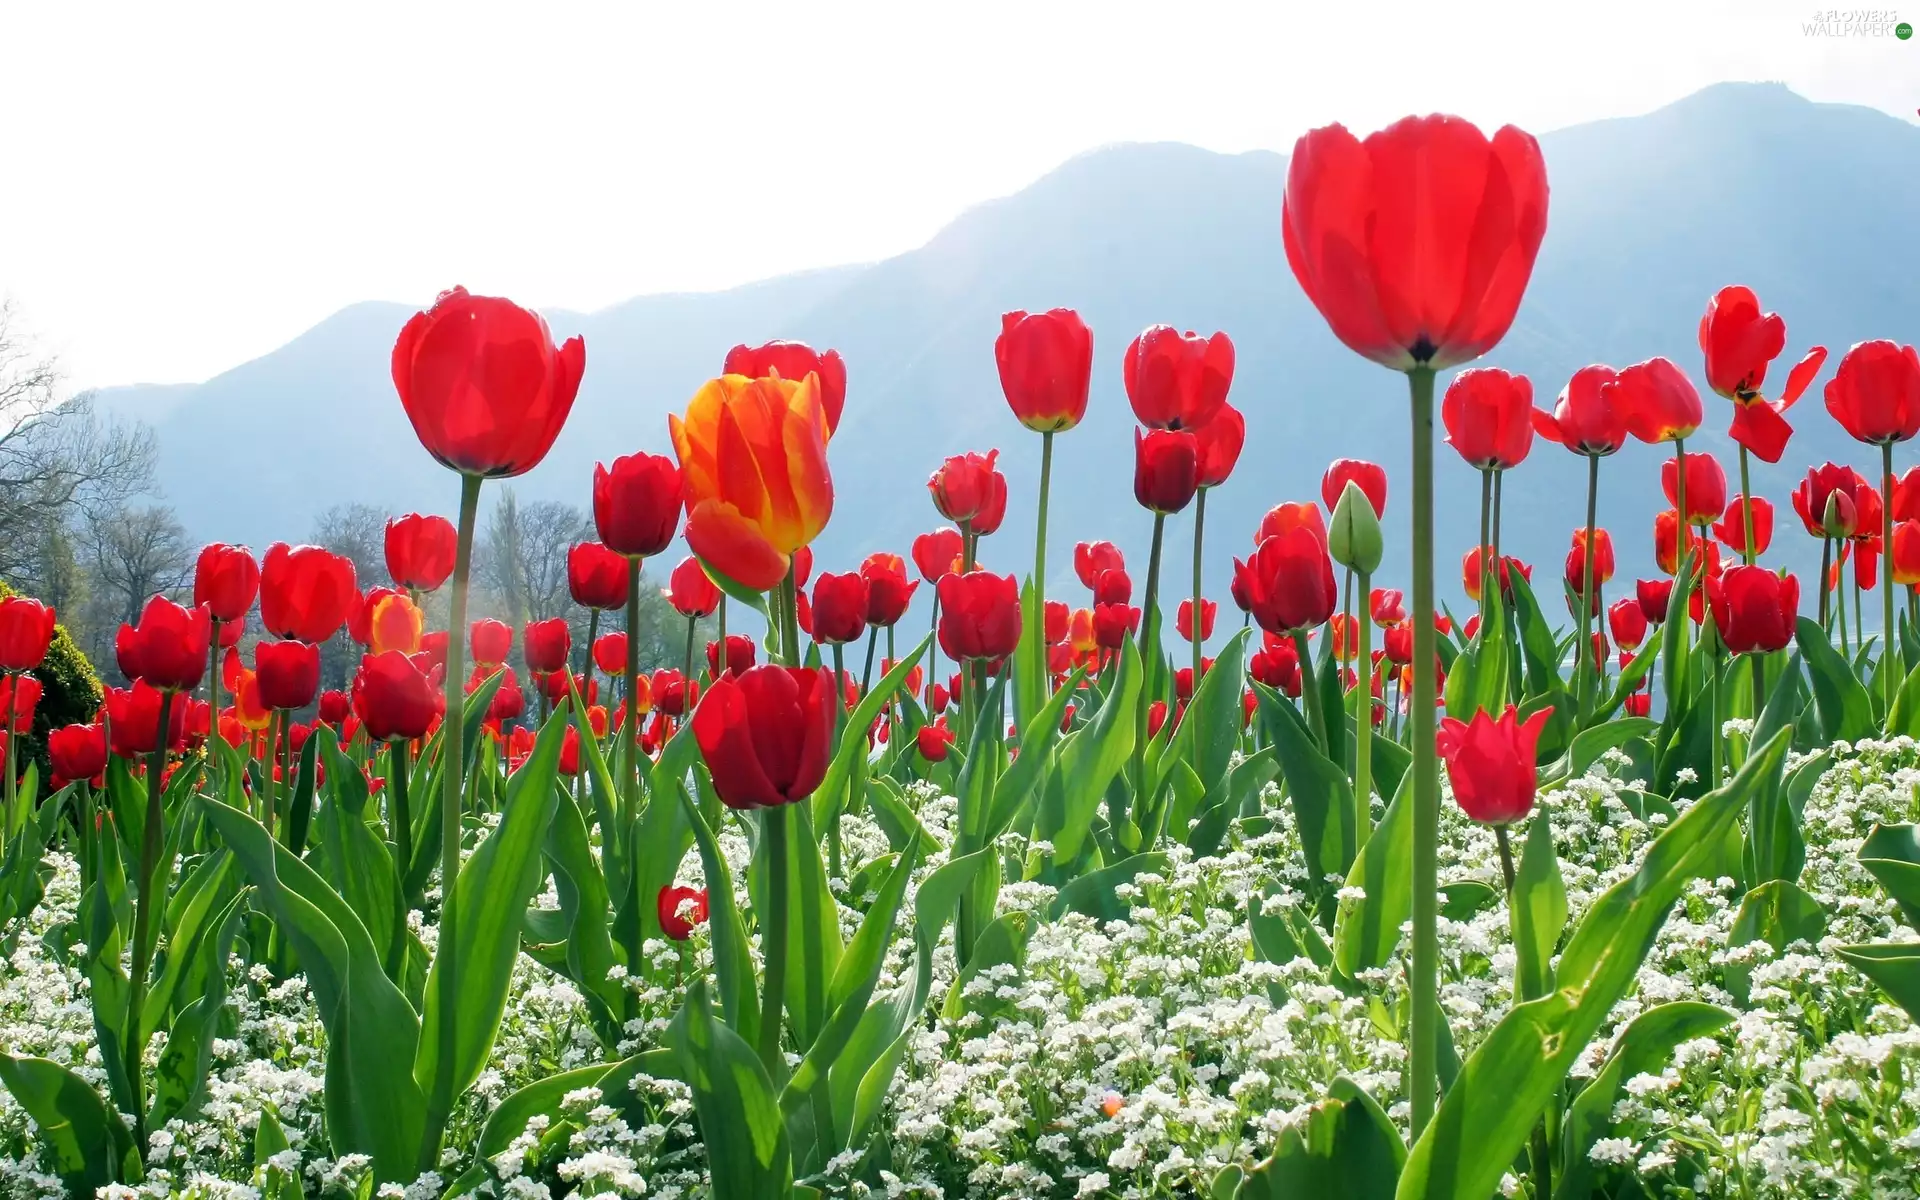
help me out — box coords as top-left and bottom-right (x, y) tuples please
(476, 488), (591, 629)
(309, 502), (387, 584)
(76, 503), (192, 675)
(0, 302), (159, 584)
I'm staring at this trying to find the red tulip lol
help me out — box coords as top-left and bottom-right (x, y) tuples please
(116, 596), (213, 691)
(1133, 428), (1200, 514)
(1892, 520), (1920, 587)
(724, 340), (848, 433)
(1698, 286), (1828, 463)
(1075, 542), (1126, 590)
(810, 572), (870, 646)
(651, 668), (693, 717)
(0, 596), (56, 672)
(913, 529), (965, 584)
(384, 515), (457, 593)
(692, 665), (835, 809)
(1092, 569), (1133, 608)
(353, 651), (441, 741)
(1714, 496), (1775, 557)
(47, 722), (107, 786)
(104, 680), (190, 757)
(1563, 528), (1614, 597)
(1624, 693), (1651, 718)
(1461, 547), (1530, 604)
(1611, 357), (1703, 445)
(916, 717), (956, 762)
(1710, 566), (1799, 655)
(924, 682), (951, 713)
(1532, 365), (1627, 457)
(1092, 603), (1140, 651)
(928, 451), (1008, 535)
(1234, 529), (1338, 637)
(593, 633), (627, 677)
(260, 543), (359, 644)
(1851, 474), (1884, 542)
(568, 542), (632, 611)
(707, 634), (757, 679)
(1370, 588), (1406, 626)
(318, 690), (352, 725)
(1257, 502), (1328, 547)
(193, 544), (260, 623)
(419, 630), (450, 671)
(662, 556), (721, 619)
(593, 453), (683, 558)
(470, 618), (512, 667)
(1892, 467), (1920, 523)
(1436, 705), (1552, 825)
(937, 571), (1022, 661)
(1636, 578), (1673, 625)
(1320, 459), (1387, 517)
(1044, 600), (1069, 645)
(1281, 114), (1547, 371)
(1661, 452), (1728, 526)
(657, 884), (711, 941)
(1249, 632), (1302, 697)
(391, 286), (585, 477)
(1383, 623), (1414, 665)
(1123, 326), (1233, 431)
(1177, 598), (1216, 643)
(861, 553), (918, 627)
(523, 618), (571, 674)
(996, 309), (1093, 432)
(1608, 597), (1649, 652)
(1856, 536), (1881, 591)
(1825, 339), (1920, 446)
(0, 675), (41, 732)
(1442, 368), (1535, 470)
(254, 639), (320, 711)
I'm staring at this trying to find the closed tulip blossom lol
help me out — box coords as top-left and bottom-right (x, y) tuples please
(1320, 459), (1387, 516)
(469, 618), (512, 667)
(523, 618), (571, 674)
(1442, 368), (1535, 470)
(1662, 452), (1728, 527)
(0, 596), (56, 672)
(365, 593), (424, 657)
(662, 556), (721, 619)
(384, 514), (457, 593)
(47, 722), (107, 787)
(1123, 326), (1234, 430)
(0, 675), (41, 731)
(1612, 357), (1704, 447)
(1711, 567), (1800, 655)
(1563, 528), (1614, 600)
(724, 340), (848, 433)
(1714, 496), (1775, 557)
(1092, 603), (1140, 650)
(860, 553), (918, 627)
(193, 544), (260, 624)
(692, 665), (835, 809)
(650, 668), (693, 717)
(916, 718), (957, 762)
(1609, 597), (1650, 652)
(117, 596), (213, 692)
(671, 373), (832, 592)
(1093, 569), (1133, 608)
(255, 639), (321, 711)
(1133, 428), (1201, 514)
(913, 529), (966, 583)
(1257, 501), (1328, 546)
(259, 543), (358, 644)
(937, 571), (1022, 661)
(1177, 598), (1216, 643)
(1193, 404), (1246, 488)
(593, 633), (627, 677)
(928, 451), (1009, 535)
(656, 885), (711, 942)
(1437, 705), (1553, 825)
(568, 542), (633, 611)
(593, 452), (683, 558)
(1233, 529), (1338, 637)
(996, 308), (1093, 432)
(810, 572), (869, 646)
(1637, 578), (1674, 625)
(105, 680), (191, 757)
(1892, 520), (1920, 587)
(353, 650), (441, 741)
(1533, 365), (1628, 457)
(707, 634), (757, 678)
(1825, 340), (1920, 447)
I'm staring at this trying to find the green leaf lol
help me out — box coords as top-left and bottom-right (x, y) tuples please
(1554, 1002), (1734, 1200)
(312, 730), (399, 974)
(1256, 682), (1358, 907)
(149, 890), (246, 1129)
(1535, 717), (1656, 791)
(1888, 657), (1920, 738)
(1724, 879), (1827, 1003)
(1796, 616), (1875, 741)
(1443, 615), (1508, 719)
(1742, 731), (1806, 888)
(1237, 1076), (1403, 1200)
(987, 667), (1080, 843)
(1509, 811), (1567, 1003)
(0, 1052), (138, 1192)
(1835, 942), (1920, 1022)
(415, 705), (569, 1133)
(200, 795), (426, 1180)
(1659, 555), (1701, 711)
(537, 783), (625, 1030)
(471, 1051), (675, 1166)
(1333, 770), (1412, 978)
(941, 912), (1033, 1022)
(667, 980), (791, 1200)
(675, 781), (758, 1046)
(1013, 574), (1048, 739)
(1037, 638), (1140, 868)
(1752, 652), (1809, 766)
(1395, 728), (1791, 1200)
(1048, 852), (1169, 922)
(812, 634), (931, 832)
(1858, 823), (1920, 925)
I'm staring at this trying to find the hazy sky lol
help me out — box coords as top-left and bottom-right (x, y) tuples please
(0, 0), (1911, 391)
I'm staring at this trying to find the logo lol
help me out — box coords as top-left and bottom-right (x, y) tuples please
(1803, 8), (1909, 35)
(1898, 19), (1914, 34)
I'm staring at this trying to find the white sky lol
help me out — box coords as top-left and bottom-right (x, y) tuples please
(0, 0), (1912, 391)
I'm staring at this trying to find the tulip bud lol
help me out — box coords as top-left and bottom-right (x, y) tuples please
(1327, 480), (1383, 574)
(1823, 489), (1858, 539)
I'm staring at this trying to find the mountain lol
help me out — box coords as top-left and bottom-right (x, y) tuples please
(103, 82), (1920, 639)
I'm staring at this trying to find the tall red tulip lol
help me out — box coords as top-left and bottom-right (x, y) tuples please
(1442, 368), (1535, 470)
(1093, 569), (1132, 607)
(860, 553), (917, 627)
(1611, 358), (1703, 446)
(1192, 404), (1246, 488)
(1699, 285), (1827, 464)
(1892, 466), (1920, 523)
(1320, 459), (1387, 517)
(663, 556), (721, 619)
(1532, 365), (1627, 457)
(1662, 452), (1728, 527)
(1075, 542), (1125, 590)
(1436, 705), (1552, 825)
(1133, 428), (1200, 514)
(260, 543), (358, 644)
(810, 573), (869, 646)
(1825, 341), (1920, 447)
(523, 618), (571, 674)
(392, 287), (584, 478)
(116, 596), (213, 692)
(928, 451), (1008, 536)
(1792, 464), (1860, 539)
(47, 722), (107, 786)
(1177, 598), (1216, 643)
(996, 309), (1092, 433)
(692, 666), (835, 809)
(1257, 502), (1328, 546)
(1710, 567), (1799, 655)
(1714, 496), (1775, 557)
(1233, 530), (1338, 636)
(255, 639), (321, 710)
(1892, 520), (1920, 587)
(707, 634), (757, 679)
(0, 597), (56, 672)
(104, 681), (190, 757)
(568, 542), (632, 611)
(1092, 603), (1140, 650)
(384, 515), (457, 593)
(1608, 597), (1649, 652)
(470, 618), (512, 666)
(193, 544), (259, 624)
(593, 453), (684, 558)
(724, 340), (848, 433)
(913, 529), (965, 584)
(1122, 326), (1233, 430)
(936, 572), (1021, 661)
(1563, 529), (1614, 596)
(352, 651), (441, 741)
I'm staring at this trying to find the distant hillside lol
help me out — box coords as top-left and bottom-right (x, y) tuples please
(104, 83), (1920, 640)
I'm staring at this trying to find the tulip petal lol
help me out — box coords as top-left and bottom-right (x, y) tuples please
(685, 499), (790, 594)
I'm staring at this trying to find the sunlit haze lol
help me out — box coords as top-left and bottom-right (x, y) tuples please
(1, 0), (1911, 390)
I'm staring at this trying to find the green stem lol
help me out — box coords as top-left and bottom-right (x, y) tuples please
(1737, 447), (1757, 567)
(622, 556), (643, 833)
(1354, 571), (1374, 847)
(1294, 630), (1326, 750)
(757, 802), (790, 1080)
(860, 626), (879, 699)
(1477, 468), (1493, 627)
(1709, 632), (1723, 791)
(123, 685), (176, 1142)
(1673, 438), (1691, 664)
(423, 470), (482, 1171)
(680, 613), (694, 694)
(1, 673), (15, 854)
(1886, 442), (1899, 713)
(1407, 365), (1440, 1137)
(1575, 454), (1599, 724)
(386, 740), (413, 978)
(1035, 428), (1054, 649)
(715, 597), (727, 684)
(829, 642), (846, 880)
(1819, 537), (1832, 628)
(1126, 512), (1168, 843)
(207, 621), (224, 752)
(1192, 486), (1207, 683)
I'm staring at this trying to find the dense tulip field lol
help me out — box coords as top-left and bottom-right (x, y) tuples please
(1, 113), (1919, 1200)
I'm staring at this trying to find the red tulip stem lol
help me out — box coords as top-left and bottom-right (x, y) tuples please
(1885, 441), (1899, 713)
(1406, 365), (1440, 1138)
(1672, 439), (1691, 665)
(386, 739), (413, 978)
(1819, 538), (1832, 629)
(424, 470), (482, 1172)
(1, 673), (15, 854)
(123, 684), (175, 1145)
(1737, 448), (1758, 568)
(1192, 487), (1208, 685)
(829, 641), (847, 880)
(1477, 468), (1494, 630)
(207, 620), (224, 753)
(1353, 570), (1373, 848)
(622, 557), (643, 834)
(860, 627), (879, 699)
(679, 612), (693, 699)
(1575, 454), (1599, 725)
(1128, 512), (1169, 845)
(1035, 429), (1055, 684)
(757, 799), (790, 1081)
(1494, 824), (1517, 893)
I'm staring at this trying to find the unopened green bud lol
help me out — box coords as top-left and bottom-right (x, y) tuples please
(1328, 480), (1383, 574)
